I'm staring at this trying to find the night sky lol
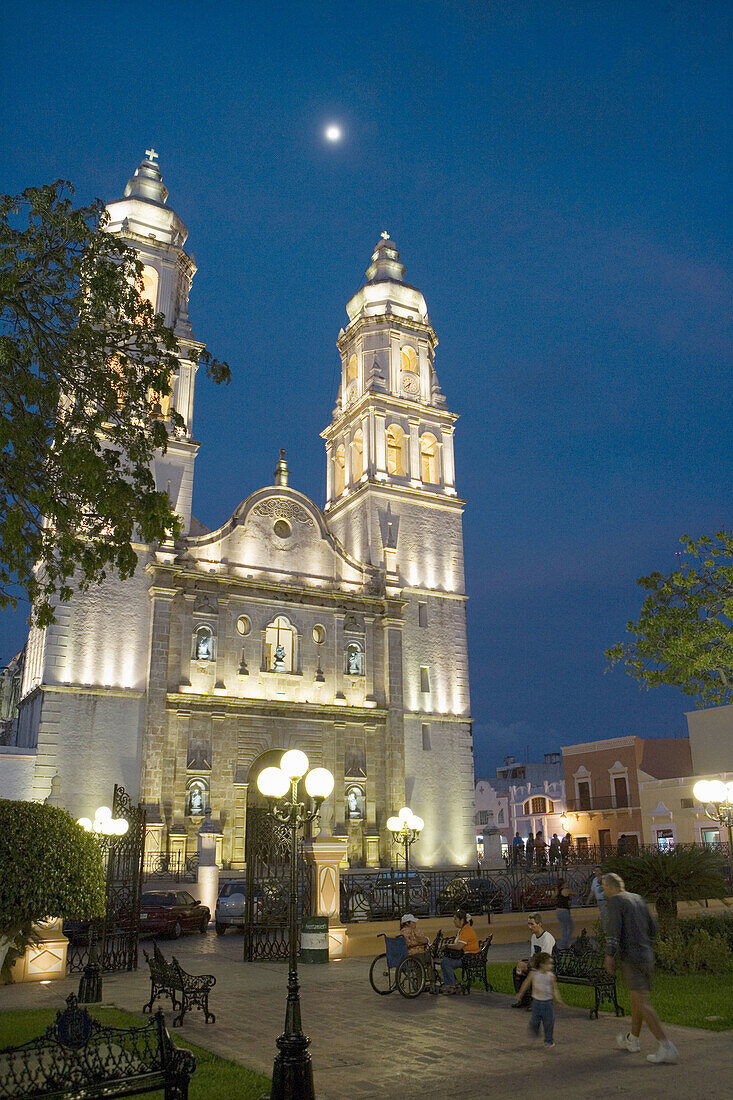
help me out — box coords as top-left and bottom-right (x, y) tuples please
(2, 2), (730, 776)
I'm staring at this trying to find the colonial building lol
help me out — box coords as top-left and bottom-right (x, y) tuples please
(10, 154), (476, 869)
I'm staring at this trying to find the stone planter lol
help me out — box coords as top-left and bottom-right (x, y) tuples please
(9, 918), (68, 983)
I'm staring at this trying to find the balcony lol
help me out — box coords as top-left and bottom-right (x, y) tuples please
(565, 795), (637, 813)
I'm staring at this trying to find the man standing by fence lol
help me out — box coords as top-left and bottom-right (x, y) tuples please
(603, 872), (678, 1065)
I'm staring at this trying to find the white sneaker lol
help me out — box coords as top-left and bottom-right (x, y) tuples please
(616, 1032), (641, 1053)
(647, 1040), (678, 1064)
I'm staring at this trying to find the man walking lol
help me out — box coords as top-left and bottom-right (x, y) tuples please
(603, 873), (678, 1064)
(587, 867), (608, 928)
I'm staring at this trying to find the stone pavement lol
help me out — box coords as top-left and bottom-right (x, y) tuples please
(1, 932), (732, 1099)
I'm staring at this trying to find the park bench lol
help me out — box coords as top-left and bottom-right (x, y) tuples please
(553, 943), (625, 1019)
(459, 934), (493, 994)
(0, 993), (195, 1100)
(143, 943), (216, 1027)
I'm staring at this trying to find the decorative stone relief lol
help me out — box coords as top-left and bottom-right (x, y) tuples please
(343, 613), (364, 633)
(252, 499), (314, 526)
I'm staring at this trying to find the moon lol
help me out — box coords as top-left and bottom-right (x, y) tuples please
(325, 124), (343, 142)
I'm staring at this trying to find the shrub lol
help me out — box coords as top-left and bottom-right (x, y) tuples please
(677, 912), (733, 950)
(603, 846), (727, 935)
(0, 800), (105, 980)
(655, 927), (733, 974)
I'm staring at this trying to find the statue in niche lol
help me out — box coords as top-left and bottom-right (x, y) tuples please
(347, 787), (364, 819)
(188, 783), (205, 815)
(196, 631), (213, 660)
(347, 646), (363, 675)
(273, 644), (286, 672)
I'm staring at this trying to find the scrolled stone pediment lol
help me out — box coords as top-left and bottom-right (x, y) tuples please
(251, 498), (314, 526)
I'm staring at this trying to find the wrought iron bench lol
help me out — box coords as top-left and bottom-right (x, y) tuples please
(143, 943), (216, 1026)
(459, 934), (493, 994)
(553, 945), (625, 1019)
(0, 993), (195, 1100)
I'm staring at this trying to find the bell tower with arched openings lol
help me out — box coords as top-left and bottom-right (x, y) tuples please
(322, 234), (475, 866)
(104, 150), (205, 535)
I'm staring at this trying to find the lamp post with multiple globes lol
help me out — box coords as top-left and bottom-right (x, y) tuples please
(75, 806), (130, 1004)
(692, 779), (733, 874)
(256, 750), (334, 1100)
(386, 807), (424, 913)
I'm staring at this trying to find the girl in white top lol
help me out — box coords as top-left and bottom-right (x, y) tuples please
(514, 952), (563, 1048)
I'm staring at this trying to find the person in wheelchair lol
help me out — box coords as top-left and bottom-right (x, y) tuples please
(399, 913), (430, 956)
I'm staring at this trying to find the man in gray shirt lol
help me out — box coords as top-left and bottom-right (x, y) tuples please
(603, 872), (678, 1064)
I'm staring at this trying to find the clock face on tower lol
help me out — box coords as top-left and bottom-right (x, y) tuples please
(401, 372), (419, 396)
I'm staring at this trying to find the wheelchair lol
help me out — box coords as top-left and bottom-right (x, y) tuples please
(369, 929), (444, 998)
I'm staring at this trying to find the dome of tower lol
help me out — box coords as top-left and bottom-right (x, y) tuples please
(345, 232), (428, 323)
(105, 150), (188, 246)
(365, 233), (406, 284)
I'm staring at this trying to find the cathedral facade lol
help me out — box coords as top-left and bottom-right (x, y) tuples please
(14, 155), (476, 869)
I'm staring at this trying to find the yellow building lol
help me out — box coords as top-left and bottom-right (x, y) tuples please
(640, 771), (733, 849)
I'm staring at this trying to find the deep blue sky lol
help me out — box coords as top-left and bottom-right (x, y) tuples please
(2, 2), (731, 776)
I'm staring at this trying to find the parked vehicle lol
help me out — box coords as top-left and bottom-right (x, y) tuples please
(215, 880), (246, 935)
(436, 876), (504, 915)
(513, 881), (556, 911)
(139, 890), (210, 937)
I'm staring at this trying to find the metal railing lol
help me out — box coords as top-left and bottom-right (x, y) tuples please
(142, 852), (199, 883)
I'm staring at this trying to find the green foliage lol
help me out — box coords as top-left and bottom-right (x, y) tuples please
(0, 799), (105, 971)
(0, 181), (230, 624)
(677, 911), (733, 950)
(655, 927), (733, 975)
(603, 846), (727, 935)
(606, 529), (733, 706)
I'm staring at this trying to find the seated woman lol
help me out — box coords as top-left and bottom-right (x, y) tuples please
(440, 908), (479, 995)
(399, 913), (430, 956)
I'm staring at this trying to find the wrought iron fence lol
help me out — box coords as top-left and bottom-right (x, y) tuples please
(142, 853), (199, 882)
(339, 864), (596, 922)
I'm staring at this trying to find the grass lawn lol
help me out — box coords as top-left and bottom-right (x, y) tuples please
(0, 1007), (271, 1100)
(484, 962), (733, 1032)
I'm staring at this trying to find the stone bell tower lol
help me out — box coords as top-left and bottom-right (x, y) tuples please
(105, 150), (205, 535)
(322, 235), (475, 866)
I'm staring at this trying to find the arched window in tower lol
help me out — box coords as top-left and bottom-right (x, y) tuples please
(264, 615), (296, 673)
(139, 265), (159, 311)
(334, 444), (346, 496)
(351, 429), (364, 481)
(347, 353), (358, 384)
(149, 379), (172, 420)
(420, 432), (439, 484)
(400, 345), (420, 397)
(386, 424), (407, 476)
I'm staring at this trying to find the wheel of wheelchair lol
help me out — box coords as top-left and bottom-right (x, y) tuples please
(396, 955), (426, 998)
(369, 953), (395, 995)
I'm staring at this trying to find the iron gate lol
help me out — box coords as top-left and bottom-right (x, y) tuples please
(67, 785), (146, 974)
(242, 807), (312, 961)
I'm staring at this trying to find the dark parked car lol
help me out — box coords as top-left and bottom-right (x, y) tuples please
(436, 876), (504, 915)
(140, 890), (210, 937)
(513, 882), (557, 911)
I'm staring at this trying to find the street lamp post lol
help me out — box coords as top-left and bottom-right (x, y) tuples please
(257, 750), (334, 1100)
(386, 807), (424, 913)
(693, 779), (733, 875)
(75, 806), (130, 1004)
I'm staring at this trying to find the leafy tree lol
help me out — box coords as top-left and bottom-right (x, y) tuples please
(0, 181), (230, 625)
(606, 530), (733, 707)
(603, 846), (727, 937)
(0, 800), (105, 980)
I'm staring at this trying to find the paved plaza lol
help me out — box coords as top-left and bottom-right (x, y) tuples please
(1, 933), (731, 1099)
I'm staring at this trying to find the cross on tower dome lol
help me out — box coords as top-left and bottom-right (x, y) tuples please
(145, 147), (158, 163)
(381, 230), (390, 240)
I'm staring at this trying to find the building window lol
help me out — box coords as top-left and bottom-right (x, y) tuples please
(418, 602), (428, 628)
(613, 775), (629, 808)
(236, 615), (251, 636)
(334, 444), (345, 496)
(386, 424), (407, 476)
(347, 353), (358, 384)
(420, 666), (430, 693)
(140, 264), (159, 310)
(680, 797), (694, 809)
(400, 345), (418, 374)
(192, 625), (215, 661)
(531, 797), (545, 814)
(656, 829), (675, 851)
(420, 433), (439, 484)
(577, 780), (591, 810)
(351, 429), (364, 481)
(576, 836), (589, 853)
(422, 723), (431, 751)
(498, 808), (504, 824)
(477, 810), (489, 827)
(701, 827), (720, 847)
(312, 624), (326, 645)
(264, 615), (296, 673)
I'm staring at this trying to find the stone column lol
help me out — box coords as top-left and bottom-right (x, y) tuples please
(441, 425), (456, 491)
(408, 417), (421, 487)
(141, 584), (177, 805)
(325, 441), (334, 504)
(196, 808), (219, 924)
(303, 836), (348, 959)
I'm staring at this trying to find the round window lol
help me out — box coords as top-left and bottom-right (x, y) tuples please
(274, 519), (291, 539)
(312, 624), (326, 645)
(236, 615), (251, 637)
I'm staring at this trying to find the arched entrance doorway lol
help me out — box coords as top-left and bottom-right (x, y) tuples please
(243, 750), (313, 961)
